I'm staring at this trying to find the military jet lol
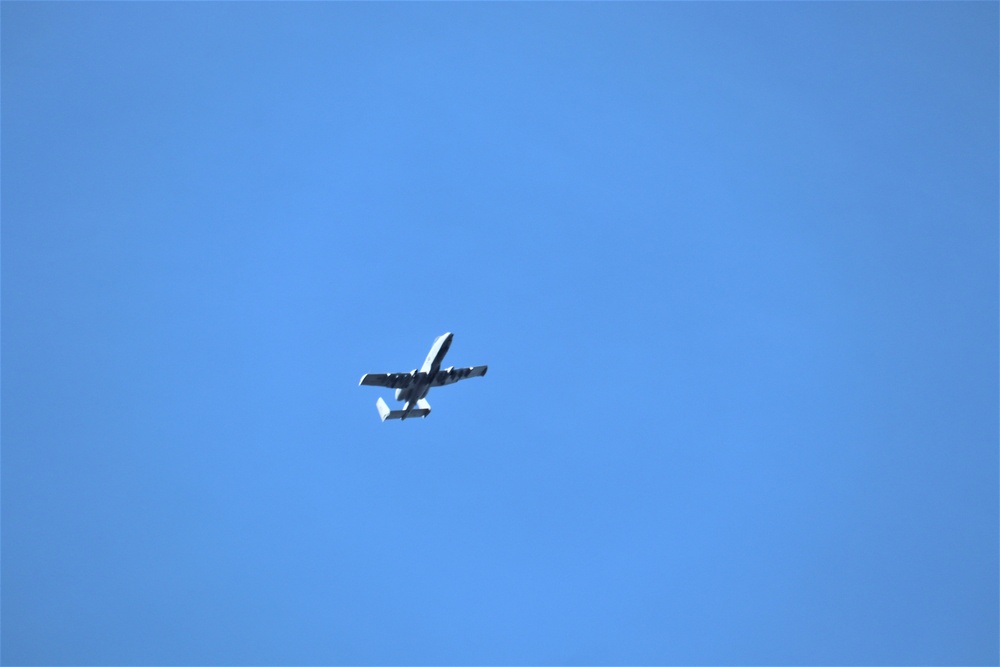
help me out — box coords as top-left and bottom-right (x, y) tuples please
(359, 332), (487, 421)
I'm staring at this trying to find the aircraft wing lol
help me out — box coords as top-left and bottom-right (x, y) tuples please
(359, 372), (418, 389)
(429, 365), (488, 387)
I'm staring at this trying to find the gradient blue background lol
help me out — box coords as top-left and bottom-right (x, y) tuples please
(3, 3), (997, 665)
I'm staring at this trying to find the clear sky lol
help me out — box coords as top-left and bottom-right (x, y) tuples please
(2, 3), (997, 665)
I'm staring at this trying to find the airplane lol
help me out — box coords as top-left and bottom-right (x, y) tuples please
(359, 332), (487, 421)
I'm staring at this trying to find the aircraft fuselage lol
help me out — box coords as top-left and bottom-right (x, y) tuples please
(395, 333), (454, 417)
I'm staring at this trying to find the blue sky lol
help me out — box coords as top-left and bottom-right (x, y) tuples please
(2, 3), (997, 665)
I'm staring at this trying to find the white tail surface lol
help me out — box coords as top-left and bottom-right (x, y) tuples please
(376, 397), (431, 421)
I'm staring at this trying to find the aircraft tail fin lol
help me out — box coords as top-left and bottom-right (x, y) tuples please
(376, 397), (431, 421)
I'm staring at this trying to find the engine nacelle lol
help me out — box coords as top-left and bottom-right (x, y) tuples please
(395, 387), (405, 401)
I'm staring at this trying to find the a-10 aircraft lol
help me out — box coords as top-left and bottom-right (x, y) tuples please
(359, 332), (487, 421)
